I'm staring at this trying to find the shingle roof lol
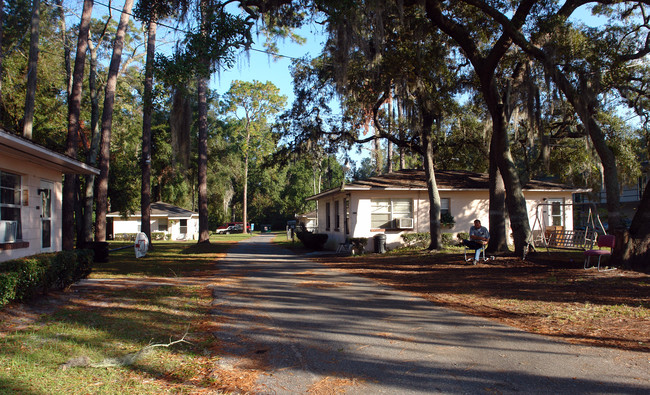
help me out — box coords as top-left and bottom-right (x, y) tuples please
(308, 169), (586, 200)
(107, 201), (197, 218)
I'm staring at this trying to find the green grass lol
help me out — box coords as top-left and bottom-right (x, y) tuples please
(0, 237), (248, 394)
(93, 235), (252, 278)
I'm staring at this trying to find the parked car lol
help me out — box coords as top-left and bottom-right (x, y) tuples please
(215, 222), (251, 234)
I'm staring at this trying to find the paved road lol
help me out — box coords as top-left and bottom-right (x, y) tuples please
(210, 234), (650, 394)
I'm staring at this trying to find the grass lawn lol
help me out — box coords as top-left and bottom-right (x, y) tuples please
(0, 235), (253, 394)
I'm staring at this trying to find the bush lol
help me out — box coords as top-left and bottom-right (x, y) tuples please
(0, 272), (19, 307)
(151, 232), (170, 241)
(73, 249), (94, 282)
(401, 232), (430, 248)
(115, 233), (137, 241)
(0, 250), (94, 307)
(441, 233), (454, 246)
(441, 212), (456, 227)
(402, 232), (458, 247)
(296, 231), (328, 250)
(457, 232), (469, 242)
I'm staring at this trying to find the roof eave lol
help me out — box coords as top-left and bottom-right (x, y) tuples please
(0, 131), (99, 175)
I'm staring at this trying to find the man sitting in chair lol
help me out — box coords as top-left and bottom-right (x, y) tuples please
(462, 219), (490, 264)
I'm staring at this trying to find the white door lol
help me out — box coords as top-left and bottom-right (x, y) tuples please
(40, 180), (53, 251)
(546, 198), (565, 227)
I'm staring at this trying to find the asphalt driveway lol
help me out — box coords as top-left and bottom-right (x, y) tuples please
(210, 234), (650, 394)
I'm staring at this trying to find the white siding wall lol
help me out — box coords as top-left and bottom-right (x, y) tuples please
(112, 216), (199, 241)
(0, 159), (62, 262)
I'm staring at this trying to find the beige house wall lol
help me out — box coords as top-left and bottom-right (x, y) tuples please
(1, 159), (63, 262)
(315, 188), (575, 251)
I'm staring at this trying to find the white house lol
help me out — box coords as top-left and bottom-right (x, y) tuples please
(107, 201), (199, 241)
(0, 130), (99, 262)
(307, 169), (587, 251)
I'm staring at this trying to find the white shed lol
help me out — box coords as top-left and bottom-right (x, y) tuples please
(107, 201), (199, 241)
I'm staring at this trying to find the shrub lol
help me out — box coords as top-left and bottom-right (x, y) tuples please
(1, 255), (49, 300)
(296, 231), (328, 250)
(152, 232), (167, 240)
(457, 232), (469, 242)
(441, 233), (455, 246)
(401, 232), (430, 248)
(115, 233), (138, 241)
(0, 250), (94, 307)
(0, 272), (19, 307)
(441, 212), (456, 227)
(72, 249), (94, 283)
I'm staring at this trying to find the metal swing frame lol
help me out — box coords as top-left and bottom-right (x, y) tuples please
(524, 202), (607, 259)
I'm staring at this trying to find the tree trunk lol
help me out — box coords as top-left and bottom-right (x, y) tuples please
(62, 0), (93, 251)
(56, 0), (72, 98)
(386, 96), (393, 173)
(421, 110), (442, 250)
(243, 150), (249, 234)
(81, 33), (101, 243)
(94, 0), (134, 241)
(197, 75), (210, 242)
(22, 0), (40, 140)
(614, 178), (650, 272)
(374, 127), (382, 174)
(398, 100), (406, 170)
(487, 139), (508, 252)
(0, 0), (4, 100)
(140, 18), (156, 246)
(492, 102), (530, 256)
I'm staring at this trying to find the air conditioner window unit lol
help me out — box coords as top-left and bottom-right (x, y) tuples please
(0, 220), (17, 242)
(396, 217), (414, 229)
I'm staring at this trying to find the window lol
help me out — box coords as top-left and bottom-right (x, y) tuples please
(548, 198), (565, 227)
(325, 202), (331, 230)
(441, 198), (450, 215)
(158, 219), (168, 232)
(371, 198), (413, 229)
(0, 171), (22, 242)
(179, 219), (188, 234)
(344, 198), (350, 235)
(334, 200), (340, 231)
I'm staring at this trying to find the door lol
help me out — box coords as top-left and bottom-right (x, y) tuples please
(546, 198), (565, 228)
(40, 180), (53, 251)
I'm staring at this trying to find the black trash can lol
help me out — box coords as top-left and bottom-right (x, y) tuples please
(84, 241), (109, 263)
(374, 233), (386, 253)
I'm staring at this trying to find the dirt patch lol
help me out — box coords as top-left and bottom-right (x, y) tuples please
(314, 250), (650, 352)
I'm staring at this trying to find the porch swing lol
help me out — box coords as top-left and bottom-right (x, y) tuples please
(523, 202), (607, 259)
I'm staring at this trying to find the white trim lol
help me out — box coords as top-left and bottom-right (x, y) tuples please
(0, 130), (99, 175)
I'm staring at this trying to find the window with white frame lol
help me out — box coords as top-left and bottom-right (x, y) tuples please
(0, 171), (22, 242)
(441, 198), (450, 215)
(370, 198), (413, 229)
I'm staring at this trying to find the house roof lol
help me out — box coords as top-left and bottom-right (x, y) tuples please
(107, 201), (198, 219)
(307, 169), (589, 201)
(0, 130), (99, 175)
